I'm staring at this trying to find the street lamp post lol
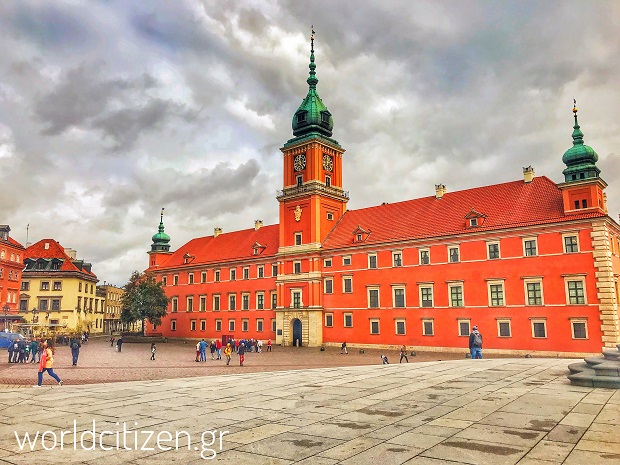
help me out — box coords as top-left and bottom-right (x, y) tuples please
(2, 304), (10, 332)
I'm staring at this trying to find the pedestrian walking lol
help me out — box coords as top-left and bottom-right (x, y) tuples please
(70, 337), (81, 366)
(381, 354), (389, 364)
(238, 343), (245, 366)
(116, 336), (123, 352)
(399, 345), (409, 363)
(199, 339), (207, 362)
(469, 326), (483, 359)
(216, 339), (222, 359)
(224, 343), (232, 366)
(150, 343), (156, 360)
(341, 341), (348, 354)
(35, 341), (63, 387)
(195, 341), (200, 362)
(29, 339), (39, 363)
(7, 340), (14, 363)
(110, 336), (115, 347)
(266, 339), (272, 352)
(210, 340), (216, 359)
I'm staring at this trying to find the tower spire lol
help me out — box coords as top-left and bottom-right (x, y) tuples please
(571, 98), (584, 146)
(562, 99), (600, 182)
(307, 26), (318, 89)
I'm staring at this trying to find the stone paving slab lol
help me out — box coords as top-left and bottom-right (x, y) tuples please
(0, 358), (619, 464)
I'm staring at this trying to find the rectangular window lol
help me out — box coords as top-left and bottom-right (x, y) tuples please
(19, 300), (28, 311)
(393, 288), (405, 308)
(215, 319), (222, 331)
(449, 284), (463, 307)
(38, 300), (48, 311)
(296, 175), (303, 187)
(567, 280), (585, 304)
(344, 313), (353, 327)
(489, 283), (505, 306)
(325, 176), (331, 187)
(488, 242), (500, 260)
(242, 294), (249, 310)
(523, 238), (538, 257)
(186, 297), (194, 312)
(368, 254), (377, 269)
(257, 266), (264, 278)
(199, 296), (206, 312)
(368, 288), (380, 308)
(213, 295), (220, 311)
(526, 281), (543, 305)
(243, 267), (249, 280)
(370, 319), (380, 335)
(51, 299), (61, 311)
(53, 281), (62, 291)
(214, 270), (220, 282)
(242, 319), (249, 332)
(200, 320), (206, 331)
(448, 247), (459, 263)
(422, 319), (434, 336)
(41, 281), (50, 291)
(571, 320), (587, 339)
(271, 292), (277, 310)
(395, 319), (406, 335)
(294, 233), (302, 246)
(325, 313), (333, 327)
(257, 319), (264, 332)
(532, 320), (547, 338)
(564, 235), (579, 253)
(228, 294), (236, 311)
(392, 252), (402, 267)
(170, 320), (177, 331)
(174, 275), (179, 285)
(201, 272), (207, 283)
(324, 279), (333, 294)
(458, 320), (470, 337)
(188, 273), (194, 284)
(342, 256), (351, 266)
(257, 293), (264, 310)
(190, 320), (196, 331)
(292, 291), (301, 308)
(171, 297), (178, 313)
(343, 277), (353, 293)
(498, 320), (512, 337)
(230, 269), (236, 281)
(293, 261), (302, 274)
(78, 282), (82, 292)
(272, 264), (278, 277)
(271, 319), (277, 332)
(419, 249), (430, 265)
(21, 281), (30, 291)
(420, 286), (433, 307)
(228, 320), (235, 332)
(324, 258), (332, 268)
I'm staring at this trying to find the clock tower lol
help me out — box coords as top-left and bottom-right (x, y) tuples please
(275, 30), (348, 347)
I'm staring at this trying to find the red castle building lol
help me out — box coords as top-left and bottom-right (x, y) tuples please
(0, 225), (25, 330)
(145, 36), (620, 355)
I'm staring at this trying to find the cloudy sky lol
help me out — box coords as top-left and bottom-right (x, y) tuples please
(1, 0), (619, 286)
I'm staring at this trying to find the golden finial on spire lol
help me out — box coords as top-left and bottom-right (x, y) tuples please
(573, 97), (578, 114)
(160, 207), (165, 221)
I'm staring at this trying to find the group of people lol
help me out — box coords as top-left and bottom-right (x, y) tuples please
(109, 336), (123, 352)
(193, 338), (272, 363)
(7, 337), (41, 364)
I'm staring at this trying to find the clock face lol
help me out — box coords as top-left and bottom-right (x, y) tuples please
(323, 154), (333, 172)
(294, 154), (306, 171)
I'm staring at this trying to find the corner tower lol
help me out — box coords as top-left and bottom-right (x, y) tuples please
(558, 101), (607, 215)
(148, 208), (172, 268)
(277, 30), (348, 250)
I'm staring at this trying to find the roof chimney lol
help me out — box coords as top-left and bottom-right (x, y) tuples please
(435, 184), (446, 199)
(64, 248), (77, 259)
(254, 220), (263, 231)
(523, 166), (535, 183)
(214, 227), (222, 238)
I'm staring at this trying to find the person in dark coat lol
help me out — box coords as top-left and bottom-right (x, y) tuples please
(70, 338), (81, 366)
(116, 336), (123, 352)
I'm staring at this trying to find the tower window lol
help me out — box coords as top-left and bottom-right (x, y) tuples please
(296, 175), (303, 187)
(321, 112), (330, 123)
(581, 199), (587, 208)
(574, 200), (580, 209)
(325, 176), (331, 187)
(580, 173), (585, 179)
(297, 112), (306, 123)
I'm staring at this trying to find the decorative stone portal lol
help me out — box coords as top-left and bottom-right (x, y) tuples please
(276, 309), (323, 347)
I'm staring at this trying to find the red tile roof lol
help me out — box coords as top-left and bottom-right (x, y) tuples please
(8, 237), (25, 248)
(25, 239), (97, 277)
(154, 224), (279, 269)
(323, 176), (605, 249)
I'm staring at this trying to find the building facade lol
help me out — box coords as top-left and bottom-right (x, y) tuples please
(0, 225), (25, 331)
(99, 284), (124, 334)
(19, 239), (104, 335)
(144, 37), (620, 355)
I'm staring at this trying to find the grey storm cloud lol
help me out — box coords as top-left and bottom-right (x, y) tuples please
(1, 0), (619, 285)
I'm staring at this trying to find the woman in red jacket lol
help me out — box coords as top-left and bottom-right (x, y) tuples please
(35, 340), (63, 387)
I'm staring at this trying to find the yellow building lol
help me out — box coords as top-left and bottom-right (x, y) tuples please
(99, 283), (124, 334)
(19, 239), (104, 335)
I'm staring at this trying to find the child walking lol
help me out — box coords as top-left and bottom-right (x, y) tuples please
(150, 343), (157, 360)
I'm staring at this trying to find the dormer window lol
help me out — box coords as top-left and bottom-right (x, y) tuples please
(464, 208), (486, 228)
(251, 242), (267, 256)
(183, 252), (195, 264)
(321, 111), (330, 124)
(352, 225), (371, 243)
(470, 218), (478, 227)
(296, 112), (307, 123)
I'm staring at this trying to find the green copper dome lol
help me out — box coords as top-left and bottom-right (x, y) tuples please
(291, 30), (334, 138)
(151, 209), (170, 252)
(562, 103), (600, 182)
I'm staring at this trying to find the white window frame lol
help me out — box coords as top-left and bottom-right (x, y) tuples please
(343, 276), (353, 294)
(171, 297), (178, 313)
(422, 319), (434, 336)
(257, 266), (264, 278)
(243, 267), (250, 280)
(343, 313), (353, 328)
(186, 296), (194, 312)
(392, 286), (406, 308)
(199, 295), (206, 312)
(487, 280), (505, 307)
(256, 292), (265, 310)
(324, 258), (332, 268)
(448, 245), (460, 263)
(293, 261), (302, 274)
(242, 319), (249, 332)
(419, 284), (434, 308)
(342, 255), (352, 266)
(395, 319), (406, 335)
(367, 287), (380, 308)
(457, 319), (470, 337)
(256, 319), (264, 332)
(324, 278), (333, 294)
(564, 276), (587, 305)
(370, 319), (380, 335)
(562, 233), (580, 254)
(214, 270), (220, 282)
(228, 293), (236, 311)
(190, 320), (196, 331)
(271, 318), (277, 332)
(419, 248), (430, 265)
(497, 319), (512, 337)
(170, 319), (177, 331)
(531, 319), (547, 338)
(228, 319), (235, 332)
(487, 241), (501, 260)
(188, 273), (194, 284)
(524, 278), (544, 306)
(200, 320), (206, 331)
(213, 294), (220, 311)
(294, 232), (302, 246)
(215, 319), (222, 331)
(230, 268), (236, 281)
(368, 253), (378, 269)
(241, 293), (250, 310)
(448, 283), (464, 307)
(325, 313), (333, 327)
(392, 251), (403, 267)
(291, 288), (303, 308)
(570, 319), (588, 339)
(522, 237), (538, 257)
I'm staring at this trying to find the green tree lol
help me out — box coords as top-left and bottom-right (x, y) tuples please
(121, 271), (169, 335)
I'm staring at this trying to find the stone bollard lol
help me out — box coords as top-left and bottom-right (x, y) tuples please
(320, 346), (325, 351)
(410, 351), (416, 356)
(359, 349), (365, 354)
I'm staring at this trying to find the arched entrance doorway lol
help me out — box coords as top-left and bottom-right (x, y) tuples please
(292, 318), (302, 347)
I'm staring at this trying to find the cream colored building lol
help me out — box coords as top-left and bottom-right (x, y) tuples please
(99, 284), (124, 334)
(19, 239), (104, 335)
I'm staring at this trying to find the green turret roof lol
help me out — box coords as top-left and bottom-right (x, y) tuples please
(291, 29), (335, 140)
(151, 208), (170, 252)
(562, 101), (600, 182)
